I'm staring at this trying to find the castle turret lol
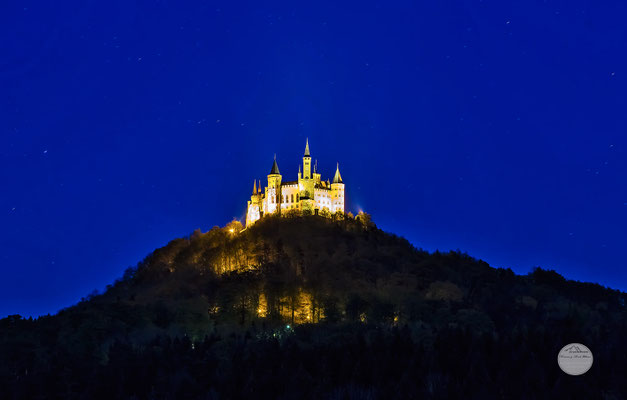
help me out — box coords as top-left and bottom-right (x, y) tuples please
(267, 155), (282, 214)
(313, 159), (321, 185)
(331, 163), (345, 214)
(246, 179), (262, 226)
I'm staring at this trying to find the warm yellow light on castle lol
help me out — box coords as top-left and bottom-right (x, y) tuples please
(245, 138), (345, 227)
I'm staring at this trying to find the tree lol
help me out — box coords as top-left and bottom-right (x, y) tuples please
(283, 208), (302, 219)
(425, 281), (464, 302)
(225, 219), (244, 235)
(333, 211), (345, 221)
(355, 211), (374, 229)
(319, 208), (331, 219)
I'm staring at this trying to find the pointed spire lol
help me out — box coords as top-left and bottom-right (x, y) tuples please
(333, 162), (343, 184)
(269, 154), (280, 175)
(253, 179), (257, 194)
(258, 179), (262, 193)
(304, 138), (310, 157)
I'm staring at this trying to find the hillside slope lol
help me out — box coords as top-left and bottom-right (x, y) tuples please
(1, 215), (626, 399)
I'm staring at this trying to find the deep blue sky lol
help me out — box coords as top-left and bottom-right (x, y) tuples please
(2, 1), (626, 318)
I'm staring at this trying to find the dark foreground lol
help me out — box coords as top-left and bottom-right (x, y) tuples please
(1, 215), (625, 399)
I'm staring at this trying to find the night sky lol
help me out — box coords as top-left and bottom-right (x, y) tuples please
(2, 1), (626, 318)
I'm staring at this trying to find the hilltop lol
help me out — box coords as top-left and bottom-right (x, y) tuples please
(1, 214), (626, 399)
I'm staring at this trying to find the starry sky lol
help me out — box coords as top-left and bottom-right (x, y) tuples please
(1, 1), (626, 318)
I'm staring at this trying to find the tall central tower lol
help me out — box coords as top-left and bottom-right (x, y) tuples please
(298, 138), (315, 213)
(302, 138), (311, 179)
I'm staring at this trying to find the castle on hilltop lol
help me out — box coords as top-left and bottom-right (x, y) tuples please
(246, 139), (345, 227)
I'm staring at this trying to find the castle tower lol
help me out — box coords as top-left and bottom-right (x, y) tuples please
(303, 138), (311, 179)
(298, 139), (315, 213)
(267, 155), (282, 214)
(331, 163), (345, 214)
(246, 179), (262, 226)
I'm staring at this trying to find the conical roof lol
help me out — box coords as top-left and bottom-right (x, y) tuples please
(269, 155), (280, 175)
(333, 163), (343, 184)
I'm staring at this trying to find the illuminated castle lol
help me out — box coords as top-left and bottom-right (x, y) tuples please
(246, 139), (345, 227)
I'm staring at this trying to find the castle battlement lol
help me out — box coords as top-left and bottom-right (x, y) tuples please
(246, 139), (345, 227)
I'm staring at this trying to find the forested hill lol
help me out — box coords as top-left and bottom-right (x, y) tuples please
(1, 214), (626, 399)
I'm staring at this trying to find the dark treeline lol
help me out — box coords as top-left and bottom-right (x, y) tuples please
(1, 214), (626, 399)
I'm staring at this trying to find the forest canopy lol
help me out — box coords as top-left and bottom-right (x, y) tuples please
(1, 214), (625, 399)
